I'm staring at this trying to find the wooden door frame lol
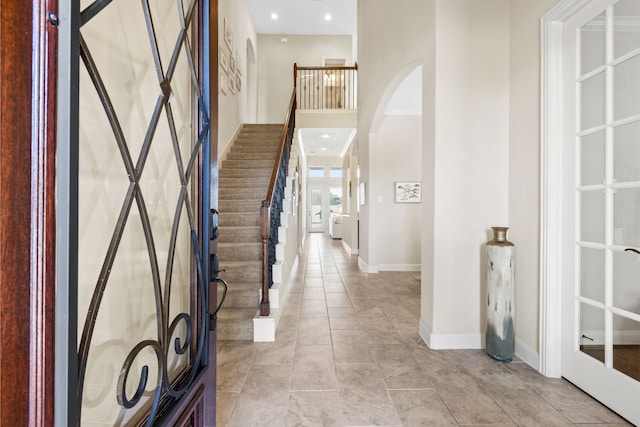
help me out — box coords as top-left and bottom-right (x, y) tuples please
(0, 0), (57, 425)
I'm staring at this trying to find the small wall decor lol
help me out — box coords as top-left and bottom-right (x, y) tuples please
(220, 71), (228, 95)
(224, 17), (233, 50)
(359, 182), (366, 206)
(220, 47), (229, 72)
(235, 74), (241, 93)
(228, 72), (236, 94)
(395, 181), (421, 203)
(229, 51), (236, 73)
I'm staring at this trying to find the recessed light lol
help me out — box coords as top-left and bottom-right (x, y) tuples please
(270, 12), (278, 20)
(324, 13), (332, 21)
(321, 147), (328, 151)
(321, 134), (330, 139)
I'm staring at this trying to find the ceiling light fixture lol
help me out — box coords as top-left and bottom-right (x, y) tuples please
(321, 133), (330, 139)
(270, 12), (278, 20)
(324, 13), (332, 21)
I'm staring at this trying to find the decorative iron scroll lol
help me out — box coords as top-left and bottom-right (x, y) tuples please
(76, 0), (210, 425)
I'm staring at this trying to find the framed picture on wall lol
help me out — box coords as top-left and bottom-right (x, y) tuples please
(229, 51), (236, 73)
(228, 72), (236, 94)
(395, 181), (421, 203)
(220, 71), (228, 95)
(359, 182), (366, 206)
(224, 17), (233, 50)
(220, 47), (229, 72)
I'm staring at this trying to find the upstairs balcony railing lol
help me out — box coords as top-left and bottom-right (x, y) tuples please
(294, 63), (358, 110)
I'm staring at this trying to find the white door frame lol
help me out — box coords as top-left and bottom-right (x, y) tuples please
(540, 0), (592, 378)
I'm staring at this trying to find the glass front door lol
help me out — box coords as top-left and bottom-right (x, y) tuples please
(308, 186), (324, 231)
(69, 0), (214, 424)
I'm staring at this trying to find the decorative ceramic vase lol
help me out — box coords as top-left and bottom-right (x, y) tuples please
(486, 227), (515, 362)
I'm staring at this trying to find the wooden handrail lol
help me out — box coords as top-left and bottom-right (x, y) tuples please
(260, 89), (296, 316)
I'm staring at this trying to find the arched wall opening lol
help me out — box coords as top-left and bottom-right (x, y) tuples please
(361, 63), (423, 273)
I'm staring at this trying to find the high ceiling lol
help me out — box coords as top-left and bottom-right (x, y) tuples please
(247, 0), (357, 36)
(246, 0), (358, 158)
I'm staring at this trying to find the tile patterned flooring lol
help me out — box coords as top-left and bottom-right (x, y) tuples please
(216, 233), (632, 426)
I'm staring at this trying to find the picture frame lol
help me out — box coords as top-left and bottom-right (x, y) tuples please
(224, 17), (233, 50)
(395, 181), (421, 203)
(228, 72), (236, 94)
(220, 71), (228, 95)
(359, 182), (366, 206)
(229, 51), (236, 73)
(235, 50), (242, 76)
(219, 46), (229, 72)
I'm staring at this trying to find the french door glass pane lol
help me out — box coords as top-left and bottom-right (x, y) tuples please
(581, 190), (605, 243)
(614, 188), (640, 247)
(613, 250), (640, 314)
(581, 130), (605, 186)
(580, 247), (605, 303)
(613, 55), (640, 122)
(580, 303), (605, 363)
(581, 11), (606, 75)
(614, 121), (640, 183)
(329, 186), (342, 214)
(581, 71), (606, 130)
(612, 314), (640, 381)
(310, 188), (323, 229)
(614, 0), (640, 59)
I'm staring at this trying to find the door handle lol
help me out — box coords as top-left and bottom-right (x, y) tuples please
(624, 248), (640, 256)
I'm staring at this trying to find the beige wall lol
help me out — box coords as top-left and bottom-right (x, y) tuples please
(508, 0), (559, 356)
(357, 0), (433, 272)
(257, 35), (353, 123)
(375, 115), (422, 270)
(356, 0), (559, 363)
(429, 0), (511, 340)
(218, 0), (258, 157)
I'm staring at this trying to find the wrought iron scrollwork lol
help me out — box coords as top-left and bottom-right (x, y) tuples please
(77, 0), (210, 425)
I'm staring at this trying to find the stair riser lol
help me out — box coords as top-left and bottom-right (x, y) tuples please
(219, 199), (264, 213)
(231, 145), (281, 153)
(218, 244), (262, 260)
(219, 169), (271, 178)
(216, 319), (253, 340)
(226, 152), (277, 161)
(217, 231), (260, 244)
(219, 213), (260, 227)
(224, 290), (260, 308)
(220, 267), (261, 283)
(219, 177), (269, 187)
(222, 159), (275, 169)
(219, 187), (266, 200)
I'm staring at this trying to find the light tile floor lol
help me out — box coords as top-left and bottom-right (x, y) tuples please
(216, 233), (632, 427)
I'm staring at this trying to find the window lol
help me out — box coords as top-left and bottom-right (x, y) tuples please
(308, 167), (325, 178)
(330, 167), (342, 178)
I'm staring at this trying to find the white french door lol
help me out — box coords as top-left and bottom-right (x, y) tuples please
(562, 1), (640, 424)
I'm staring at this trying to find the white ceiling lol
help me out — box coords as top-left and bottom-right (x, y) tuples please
(246, 0), (357, 36)
(299, 128), (356, 157)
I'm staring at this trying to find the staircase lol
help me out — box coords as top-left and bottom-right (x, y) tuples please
(217, 124), (283, 340)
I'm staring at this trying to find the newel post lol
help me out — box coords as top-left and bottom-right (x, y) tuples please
(260, 200), (270, 316)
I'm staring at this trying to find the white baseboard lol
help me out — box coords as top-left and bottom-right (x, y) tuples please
(419, 319), (484, 349)
(358, 256), (378, 273)
(341, 240), (359, 255)
(378, 264), (421, 272)
(515, 337), (540, 370)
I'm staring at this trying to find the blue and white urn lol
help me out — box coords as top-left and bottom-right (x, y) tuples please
(486, 226), (515, 362)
